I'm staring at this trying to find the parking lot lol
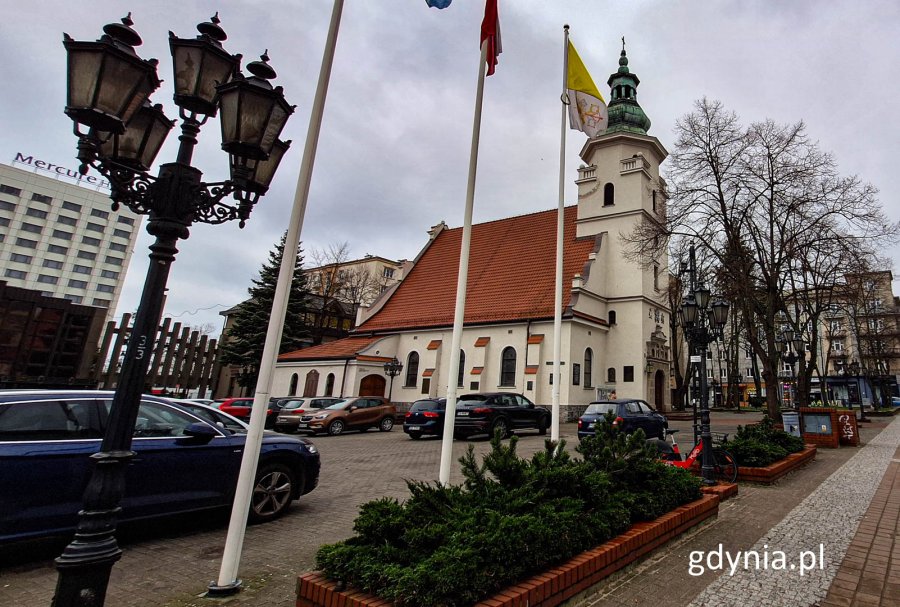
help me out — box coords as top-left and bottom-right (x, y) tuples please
(0, 413), (762, 607)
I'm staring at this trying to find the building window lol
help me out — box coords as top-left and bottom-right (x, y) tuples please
(58, 215), (78, 226)
(96, 284), (115, 293)
(113, 228), (131, 239)
(68, 279), (88, 289)
(90, 209), (110, 219)
(21, 223), (42, 234)
(500, 346), (516, 387)
(383, 267), (395, 279)
(10, 253), (32, 263)
(421, 378), (431, 395)
(0, 184), (22, 196)
(652, 190), (657, 212)
(603, 183), (615, 206)
(608, 310), (617, 325)
(43, 259), (64, 270)
(92, 298), (111, 307)
(37, 274), (59, 285)
(458, 350), (465, 387)
(31, 193), (53, 204)
(5, 269), (27, 279)
(405, 352), (419, 388)
(109, 242), (127, 253)
(0, 217), (9, 227)
(0, 200), (16, 211)
(117, 216), (134, 226)
(48, 244), (68, 255)
(72, 264), (91, 274)
(623, 366), (635, 382)
(572, 363), (581, 386)
(100, 269), (119, 279)
(82, 236), (101, 246)
(64, 294), (83, 304)
(653, 265), (659, 291)
(584, 348), (593, 388)
(105, 256), (123, 266)
(62, 201), (82, 212)
(26, 208), (48, 219)
(832, 340), (844, 352)
(607, 367), (616, 383)
(325, 373), (335, 396)
(86, 222), (104, 233)
(288, 374), (299, 396)
(52, 230), (72, 240)
(15, 237), (38, 248)
(77, 250), (96, 260)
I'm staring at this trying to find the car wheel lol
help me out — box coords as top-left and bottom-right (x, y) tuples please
(379, 417), (394, 432)
(408, 431), (422, 440)
(249, 462), (296, 523)
(491, 417), (510, 439)
(328, 420), (345, 436)
(538, 417), (548, 435)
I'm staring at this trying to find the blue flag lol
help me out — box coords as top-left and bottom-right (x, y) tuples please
(425, 0), (452, 8)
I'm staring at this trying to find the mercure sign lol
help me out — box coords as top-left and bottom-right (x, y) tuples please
(14, 152), (111, 190)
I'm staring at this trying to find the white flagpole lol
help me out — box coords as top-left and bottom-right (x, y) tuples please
(210, 0), (344, 594)
(551, 26), (570, 442)
(438, 39), (489, 486)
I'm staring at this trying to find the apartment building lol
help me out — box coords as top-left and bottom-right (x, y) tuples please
(0, 160), (141, 320)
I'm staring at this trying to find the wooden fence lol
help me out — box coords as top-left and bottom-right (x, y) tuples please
(94, 313), (221, 398)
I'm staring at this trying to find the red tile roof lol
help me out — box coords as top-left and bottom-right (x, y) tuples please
(474, 336), (491, 347)
(358, 206), (596, 332)
(426, 339), (442, 350)
(278, 336), (384, 361)
(527, 334), (545, 344)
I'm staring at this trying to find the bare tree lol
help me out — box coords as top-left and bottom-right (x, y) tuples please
(626, 98), (897, 419)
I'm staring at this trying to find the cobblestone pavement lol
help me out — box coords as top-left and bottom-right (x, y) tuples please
(2, 412), (894, 607)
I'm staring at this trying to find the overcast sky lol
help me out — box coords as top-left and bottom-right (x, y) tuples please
(2, 0), (898, 332)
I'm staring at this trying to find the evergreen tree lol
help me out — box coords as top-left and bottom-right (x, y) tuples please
(220, 232), (310, 390)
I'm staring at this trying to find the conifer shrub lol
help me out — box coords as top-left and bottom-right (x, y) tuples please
(315, 417), (702, 606)
(727, 414), (805, 467)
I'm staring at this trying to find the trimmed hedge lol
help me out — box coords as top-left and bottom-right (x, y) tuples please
(728, 415), (805, 467)
(315, 416), (701, 606)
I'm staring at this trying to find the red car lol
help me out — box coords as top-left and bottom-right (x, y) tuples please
(216, 397), (281, 428)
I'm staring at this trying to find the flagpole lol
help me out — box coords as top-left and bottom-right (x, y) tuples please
(209, 0), (345, 595)
(438, 39), (489, 486)
(551, 26), (570, 442)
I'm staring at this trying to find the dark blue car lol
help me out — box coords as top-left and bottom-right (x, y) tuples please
(403, 398), (447, 439)
(577, 399), (668, 441)
(0, 390), (320, 544)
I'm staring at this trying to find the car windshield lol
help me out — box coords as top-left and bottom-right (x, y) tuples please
(325, 400), (351, 410)
(280, 400), (307, 410)
(584, 403), (617, 415)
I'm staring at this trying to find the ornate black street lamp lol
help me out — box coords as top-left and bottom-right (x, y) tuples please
(848, 359), (869, 422)
(678, 245), (729, 485)
(55, 14), (293, 606)
(383, 357), (403, 400)
(777, 326), (805, 409)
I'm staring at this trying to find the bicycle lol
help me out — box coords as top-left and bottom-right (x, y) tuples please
(650, 429), (738, 483)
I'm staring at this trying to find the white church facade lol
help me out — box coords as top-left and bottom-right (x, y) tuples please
(271, 48), (673, 416)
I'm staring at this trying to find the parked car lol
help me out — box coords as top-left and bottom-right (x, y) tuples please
(296, 397), (395, 436)
(274, 397), (344, 433)
(217, 397), (284, 428)
(453, 392), (550, 439)
(577, 399), (667, 441)
(403, 398), (447, 439)
(0, 390), (320, 544)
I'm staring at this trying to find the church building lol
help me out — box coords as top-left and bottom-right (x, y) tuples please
(271, 48), (672, 416)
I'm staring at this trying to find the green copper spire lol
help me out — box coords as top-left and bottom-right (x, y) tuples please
(605, 38), (651, 135)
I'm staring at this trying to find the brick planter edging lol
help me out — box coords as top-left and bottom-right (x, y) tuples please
(296, 493), (720, 607)
(735, 445), (817, 484)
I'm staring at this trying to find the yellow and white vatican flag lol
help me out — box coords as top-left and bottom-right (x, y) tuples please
(566, 40), (607, 137)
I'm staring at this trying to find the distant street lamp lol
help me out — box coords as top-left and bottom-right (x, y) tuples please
(778, 326), (805, 409)
(848, 359), (868, 422)
(383, 357), (403, 400)
(677, 245), (729, 486)
(56, 13), (293, 606)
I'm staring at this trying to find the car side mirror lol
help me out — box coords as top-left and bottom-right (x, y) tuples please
(349, 405), (358, 411)
(180, 422), (217, 444)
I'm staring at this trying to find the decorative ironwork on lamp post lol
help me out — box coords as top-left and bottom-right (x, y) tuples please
(677, 245), (729, 485)
(848, 359), (869, 422)
(383, 357), (403, 400)
(55, 13), (293, 606)
(777, 326), (805, 409)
